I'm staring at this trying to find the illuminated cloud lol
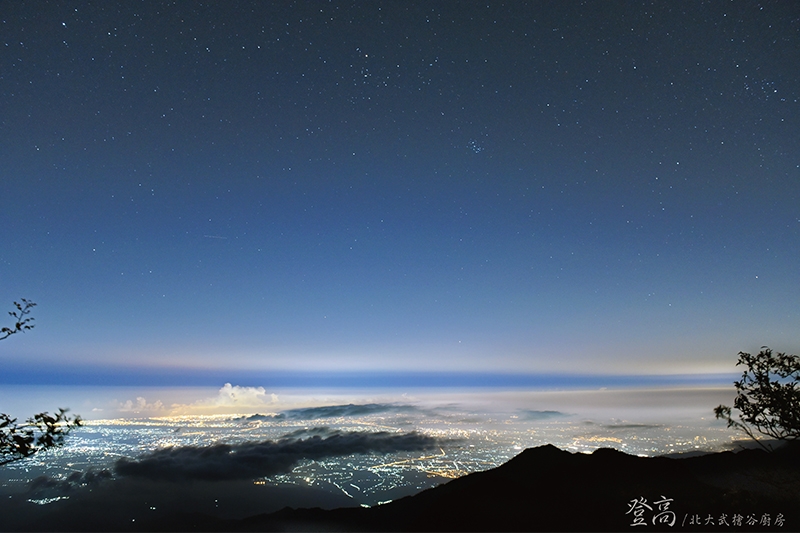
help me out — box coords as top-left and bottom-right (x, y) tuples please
(170, 383), (279, 415)
(115, 396), (165, 414)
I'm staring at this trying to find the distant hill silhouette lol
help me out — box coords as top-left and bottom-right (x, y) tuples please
(130, 442), (799, 532)
(5, 443), (798, 531)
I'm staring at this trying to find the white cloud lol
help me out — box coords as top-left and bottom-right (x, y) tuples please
(170, 383), (279, 415)
(116, 396), (165, 414)
(209, 383), (278, 407)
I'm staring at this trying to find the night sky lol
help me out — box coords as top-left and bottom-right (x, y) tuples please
(2, 1), (798, 388)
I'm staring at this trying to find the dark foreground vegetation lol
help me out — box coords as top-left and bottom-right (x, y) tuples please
(1, 300), (82, 466)
(5, 441), (799, 532)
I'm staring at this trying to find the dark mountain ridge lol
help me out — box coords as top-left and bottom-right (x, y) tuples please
(141, 445), (800, 531)
(8, 443), (798, 531)
(136, 442), (800, 532)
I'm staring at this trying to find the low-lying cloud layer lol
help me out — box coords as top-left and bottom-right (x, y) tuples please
(233, 403), (422, 423)
(277, 403), (420, 420)
(115, 429), (441, 481)
(28, 469), (113, 495)
(518, 409), (570, 420)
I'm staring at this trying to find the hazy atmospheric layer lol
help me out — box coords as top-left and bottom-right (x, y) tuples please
(0, 384), (747, 525)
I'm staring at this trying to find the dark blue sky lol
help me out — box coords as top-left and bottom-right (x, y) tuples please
(1, 1), (798, 386)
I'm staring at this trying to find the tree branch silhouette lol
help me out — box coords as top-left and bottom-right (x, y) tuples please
(1, 299), (82, 466)
(715, 347), (800, 452)
(0, 299), (36, 340)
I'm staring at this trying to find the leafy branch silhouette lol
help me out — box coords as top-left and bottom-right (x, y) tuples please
(715, 347), (800, 452)
(1, 299), (82, 465)
(0, 409), (82, 466)
(0, 299), (36, 340)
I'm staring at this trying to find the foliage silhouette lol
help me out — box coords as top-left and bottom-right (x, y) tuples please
(0, 409), (82, 466)
(1, 299), (82, 466)
(0, 299), (36, 340)
(715, 347), (800, 452)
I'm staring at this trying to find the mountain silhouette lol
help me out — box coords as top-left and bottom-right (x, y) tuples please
(128, 442), (799, 532)
(117, 438), (800, 531)
(6, 443), (798, 531)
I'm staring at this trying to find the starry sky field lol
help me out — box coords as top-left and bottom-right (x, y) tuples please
(1, 1), (798, 389)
